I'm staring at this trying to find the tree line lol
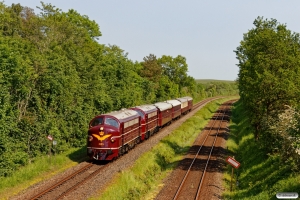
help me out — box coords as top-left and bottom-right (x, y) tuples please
(0, 2), (238, 177)
(235, 17), (300, 169)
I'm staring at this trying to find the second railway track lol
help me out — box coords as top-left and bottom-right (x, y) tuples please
(173, 104), (229, 200)
(156, 100), (234, 200)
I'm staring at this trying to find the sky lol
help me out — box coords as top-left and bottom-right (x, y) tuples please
(3, 1), (300, 81)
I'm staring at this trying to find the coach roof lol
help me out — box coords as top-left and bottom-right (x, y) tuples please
(153, 102), (172, 111)
(165, 99), (181, 107)
(182, 96), (193, 101)
(176, 97), (188, 102)
(134, 105), (157, 113)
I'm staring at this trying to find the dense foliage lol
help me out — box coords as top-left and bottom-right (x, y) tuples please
(224, 101), (300, 199)
(235, 17), (300, 165)
(0, 2), (238, 177)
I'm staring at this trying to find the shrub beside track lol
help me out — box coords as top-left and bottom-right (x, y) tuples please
(223, 101), (300, 199)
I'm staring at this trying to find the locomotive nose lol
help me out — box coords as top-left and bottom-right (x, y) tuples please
(88, 126), (113, 145)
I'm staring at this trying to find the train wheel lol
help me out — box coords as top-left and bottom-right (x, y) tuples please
(145, 132), (149, 139)
(137, 137), (141, 144)
(150, 131), (153, 137)
(156, 127), (160, 133)
(125, 145), (129, 153)
(119, 147), (124, 156)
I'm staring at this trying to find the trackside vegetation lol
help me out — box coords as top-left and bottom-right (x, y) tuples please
(235, 17), (300, 156)
(90, 98), (235, 200)
(0, 2), (238, 179)
(230, 16), (300, 199)
(223, 101), (300, 199)
(0, 147), (87, 200)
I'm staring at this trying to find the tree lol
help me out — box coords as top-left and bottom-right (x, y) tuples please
(235, 17), (300, 140)
(140, 54), (162, 83)
(158, 55), (189, 91)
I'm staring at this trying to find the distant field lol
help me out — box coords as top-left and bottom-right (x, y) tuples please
(196, 79), (236, 84)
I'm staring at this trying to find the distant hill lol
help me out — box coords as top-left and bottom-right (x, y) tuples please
(196, 79), (236, 84)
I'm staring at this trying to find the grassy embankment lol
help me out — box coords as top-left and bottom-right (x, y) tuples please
(0, 147), (87, 200)
(223, 100), (300, 199)
(90, 97), (236, 200)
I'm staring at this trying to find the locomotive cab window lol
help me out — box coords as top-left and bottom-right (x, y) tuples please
(90, 117), (104, 127)
(105, 117), (119, 128)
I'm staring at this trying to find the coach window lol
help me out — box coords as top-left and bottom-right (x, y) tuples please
(90, 117), (103, 127)
(105, 117), (119, 128)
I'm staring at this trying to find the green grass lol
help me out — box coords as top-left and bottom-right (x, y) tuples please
(223, 100), (300, 200)
(0, 147), (87, 200)
(89, 97), (235, 200)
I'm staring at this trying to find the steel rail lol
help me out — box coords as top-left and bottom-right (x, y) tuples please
(195, 105), (229, 199)
(56, 164), (109, 200)
(172, 108), (224, 200)
(29, 162), (94, 200)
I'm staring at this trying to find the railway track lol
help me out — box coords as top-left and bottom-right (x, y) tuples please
(173, 106), (227, 200)
(156, 100), (234, 200)
(29, 162), (108, 200)
(192, 97), (220, 111)
(23, 97), (223, 200)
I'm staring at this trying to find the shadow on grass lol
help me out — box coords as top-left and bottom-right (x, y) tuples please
(160, 140), (190, 155)
(67, 145), (90, 163)
(228, 165), (293, 199)
(156, 138), (229, 174)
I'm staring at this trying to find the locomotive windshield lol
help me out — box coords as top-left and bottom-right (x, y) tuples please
(90, 117), (104, 127)
(104, 117), (119, 128)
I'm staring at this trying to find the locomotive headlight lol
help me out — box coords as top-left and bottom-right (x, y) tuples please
(99, 127), (104, 136)
(88, 135), (93, 141)
(111, 138), (115, 143)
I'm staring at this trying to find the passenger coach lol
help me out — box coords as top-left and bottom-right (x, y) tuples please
(153, 102), (173, 127)
(181, 96), (193, 112)
(165, 99), (181, 120)
(176, 97), (189, 114)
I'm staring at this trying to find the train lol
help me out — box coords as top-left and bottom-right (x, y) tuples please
(87, 96), (193, 161)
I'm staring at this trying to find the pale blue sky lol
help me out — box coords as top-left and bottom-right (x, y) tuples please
(3, 1), (300, 80)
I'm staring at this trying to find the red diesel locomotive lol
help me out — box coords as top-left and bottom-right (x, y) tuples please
(87, 109), (141, 160)
(130, 105), (158, 140)
(87, 96), (193, 161)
